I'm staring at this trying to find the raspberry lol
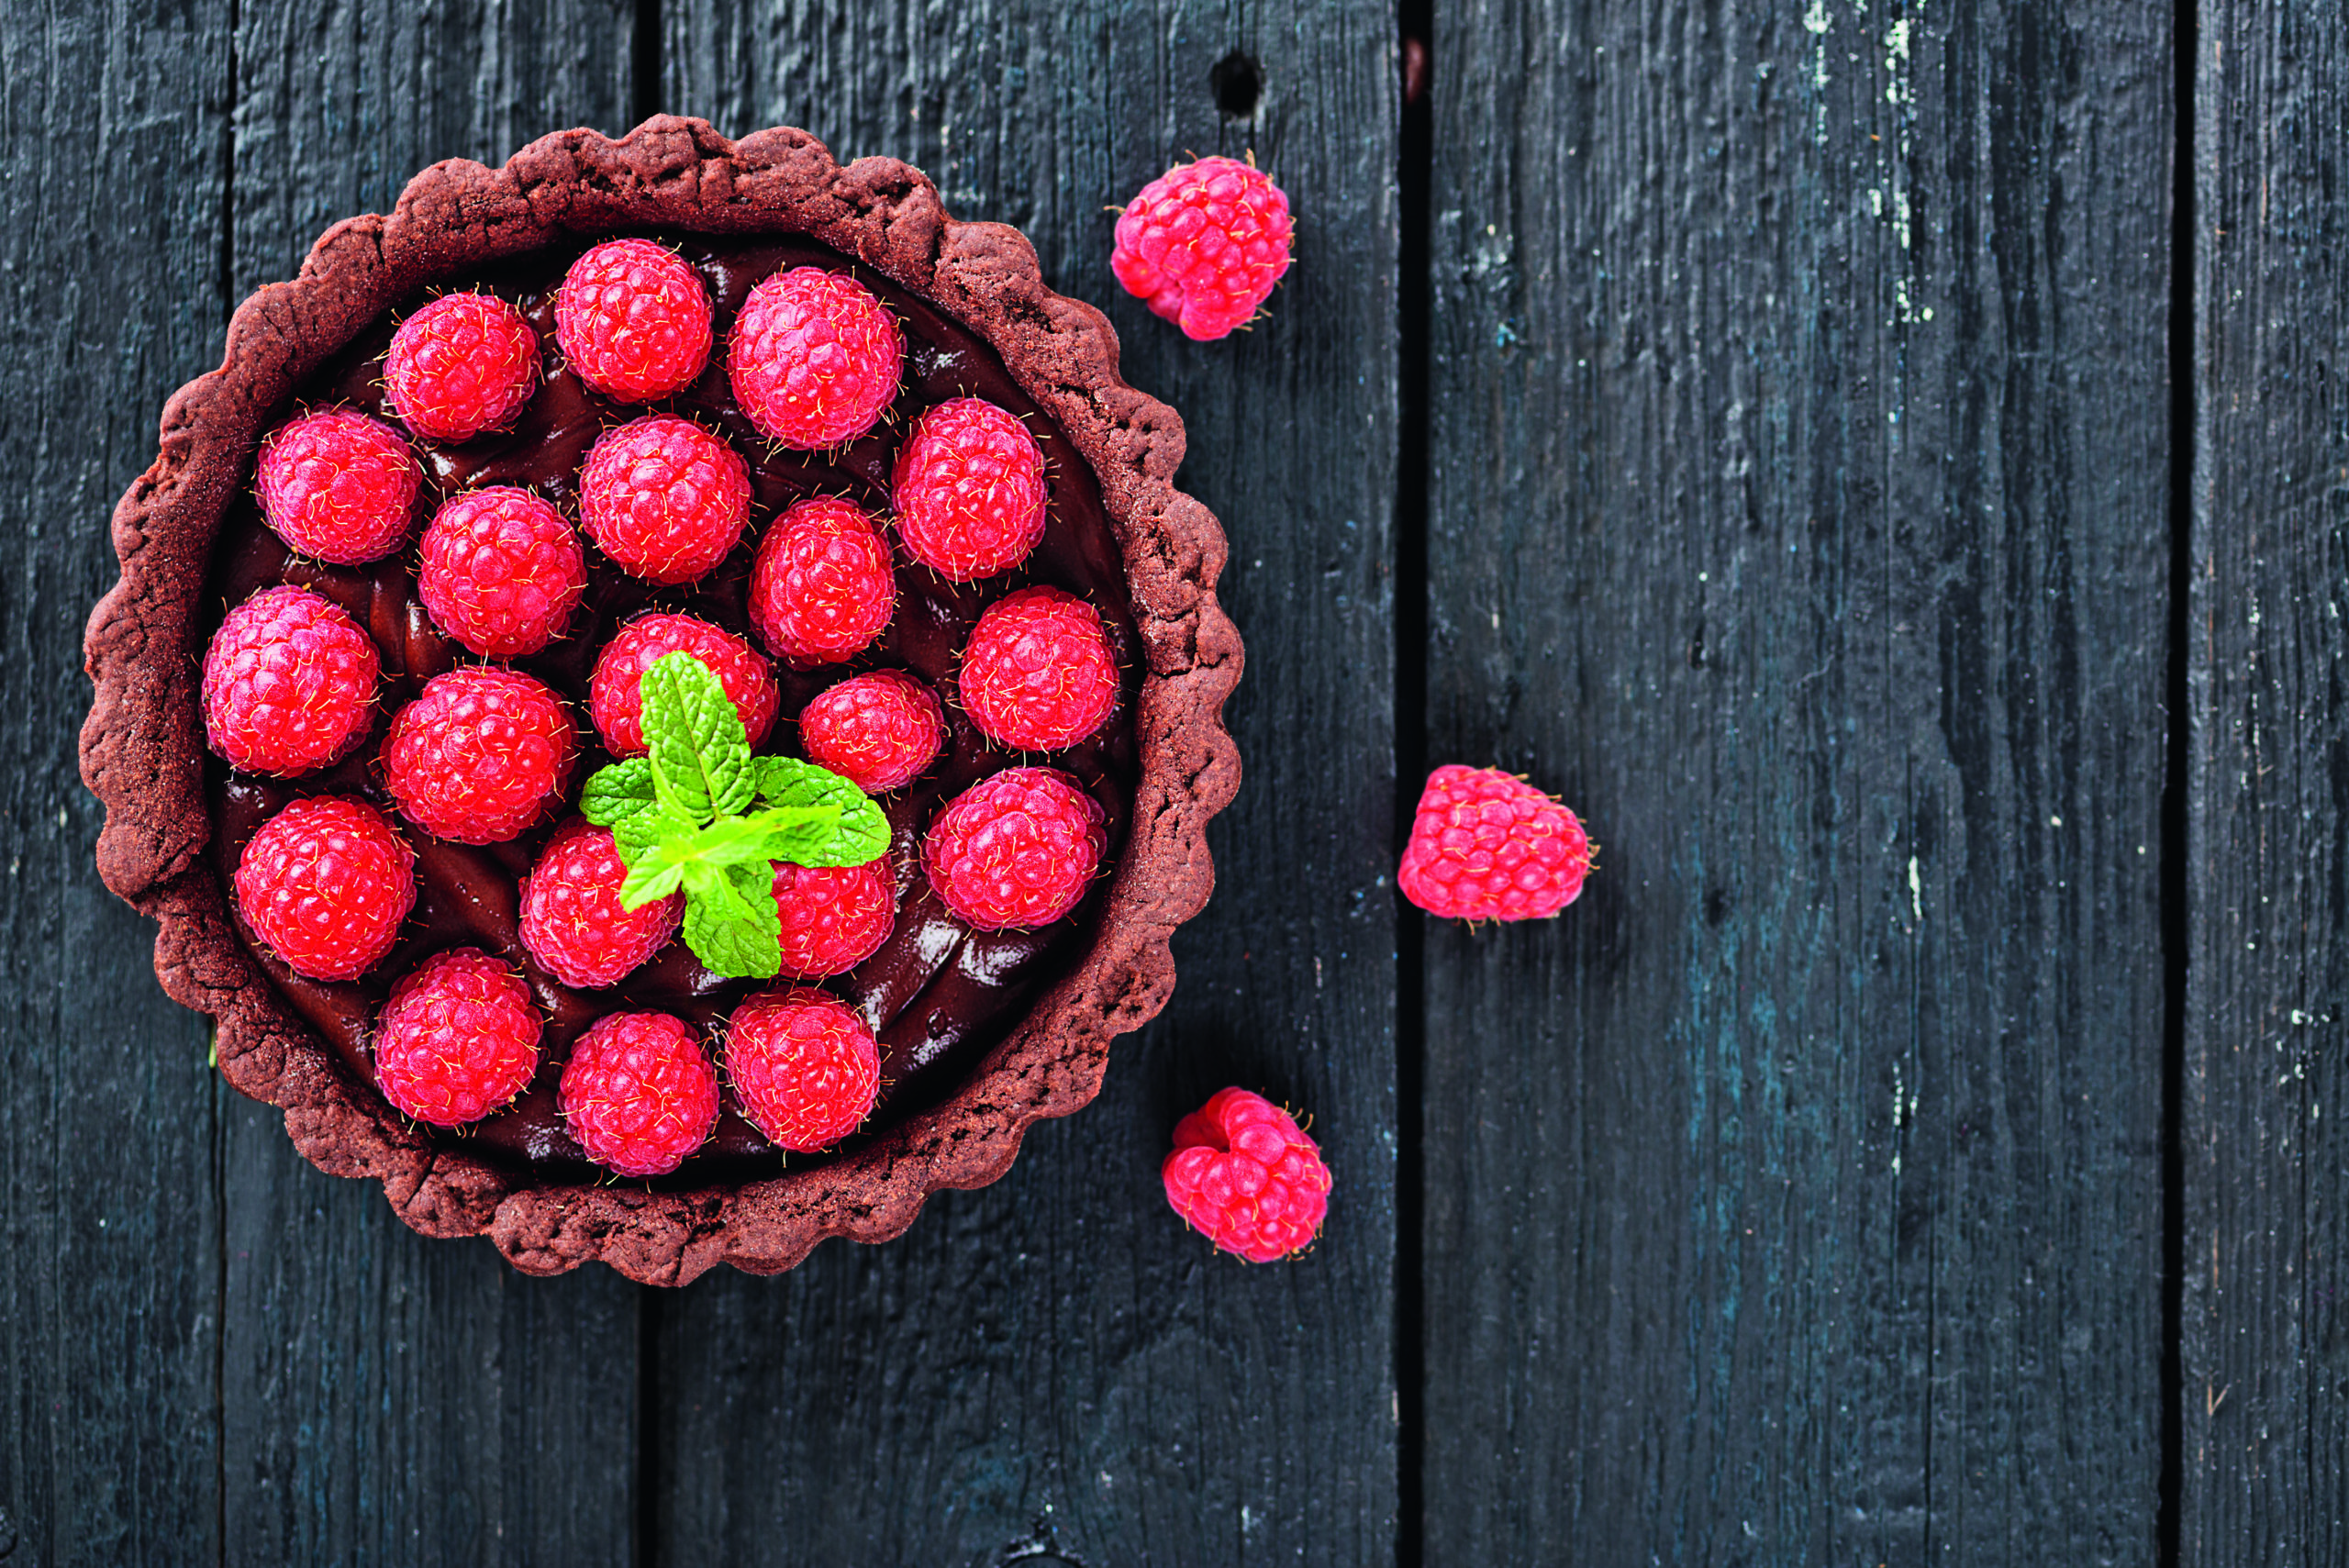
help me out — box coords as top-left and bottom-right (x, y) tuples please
(796, 669), (944, 793)
(578, 414), (751, 585)
(747, 496), (896, 665)
(728, 266), (903, 449)
(771, 862), (896, 979)
(587, 613), (778, 757)
(201, 584), (381, 776)
(232, 795), (416, 982)
(373, 948), (542, 1127)
(958, 585), (1119, 751)
(558, 1010), (721, 1177)
(417, 486), (588, 657)
(921, 766), (1107, 930)
(1162, 1087), (1332, 1262)
(519, 817), (685, 988)
(1111, 156), (1296, 341)
(554, 239), (714, 402)
(890, 397), (1049, 581)
(724, 986), (881, 1151)
(255, 410), (421, 563)
(383, 291), (540, 442)
(382, 667), (576, 845)
(1397, 764), (1593, 921)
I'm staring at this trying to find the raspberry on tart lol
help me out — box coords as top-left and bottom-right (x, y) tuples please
(1163, 1087), (1332, 1262)
(202, 584), (380, 776)
(959, 585), (1119, 751)
(232, 795), (416, 983)
(771, 861), (896, 979)
(578, 414), (752, 585)
(891, 396), (1050, 581)
(729, 267), (903, 449)
(384, 291), (540, 441)
(588, 613), (778, 757)
(559, 1010), (722, 1177)
(922, 766), (1108, 930)
(747, 495), (896, 665)
(255, 410), (421, 563)
(555, 239), (714, 402)
(520, 817), (685, 988)
(796, 669), (944, 793)
(373, 948), (542, 1127)
(382, 667), (577, 845)
(725, 985), (882, 1151)
(417, 485), (589, 657)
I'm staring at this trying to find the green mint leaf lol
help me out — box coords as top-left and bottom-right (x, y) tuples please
(641, 652), (754, 825)
(611, 804), (696, 868)
(685, 806), (840, 869)
(579, 759), (658, 827)
(682, 861), (782, 979)
(618, 856), (686, 910)
(753, 756), (891, 867)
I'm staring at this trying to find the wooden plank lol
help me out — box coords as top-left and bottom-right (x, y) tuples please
(2183, 6), (2349, 1560)
(0, 6), (234, 1564)
(659, 5), (1400, 1562)
(216, 5), (642, 1563)
(1420, 0), (2173, 1560)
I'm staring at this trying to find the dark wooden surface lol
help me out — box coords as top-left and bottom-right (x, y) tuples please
(1, 0), (2335, 1562)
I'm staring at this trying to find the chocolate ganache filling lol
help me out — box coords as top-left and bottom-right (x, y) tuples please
(204, 235), (1140, 1185)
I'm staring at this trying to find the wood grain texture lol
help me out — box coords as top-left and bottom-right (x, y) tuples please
(0, 5), (234, 1563)
(2183, 6), (2349, 1560)
(659, 5), (1400, 1563)
(1420, 0), (2173, 1561)
(216, 3), (642, 1561)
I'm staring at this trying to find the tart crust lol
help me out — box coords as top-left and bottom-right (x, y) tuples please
(80, 117), (1243, 1284)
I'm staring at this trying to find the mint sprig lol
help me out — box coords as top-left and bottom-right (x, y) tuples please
(579, 651), (890, 979)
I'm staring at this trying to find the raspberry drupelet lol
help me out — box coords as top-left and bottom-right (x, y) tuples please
(417, 485), (588, 657)
(554, 239), (715, 402)
(255, 409), (421, 563)
(770, 862), (896, 979)
(796, 669), (944, 793)
(747, 495), (896, 665)
(1111, 156), (1296, 341)
(201, 584), (381, 777)
(890, 397), (1049, 581)
(383, 291), (540, 442)
(724, 986), (882, 1152)
(559, 1010), (722, 1177)
(728, 266), (903, 449)
(381, 667), (577, 845)
(958, 585), (1119, 751)
(232, 795), (416, 983)
(588, 613), (779, 757)
(519, 818), (686, 989)
(373, 948), (542, 1127)
(1397, 764), (1592, 921)
(921, 766), (1107, 930)
(578, 414), (752, 586)
(1162, 1087), (1332, 1262)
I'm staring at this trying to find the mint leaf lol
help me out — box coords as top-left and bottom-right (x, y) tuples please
(682, 861), (782, 978)
(642, 652), (754, 824)
(618, 856), (686, 910)
(612, 804), (696, 868)
(680, 806), (839, 870)
(754, 756), (891, 867)
(580, 759), (657, 827)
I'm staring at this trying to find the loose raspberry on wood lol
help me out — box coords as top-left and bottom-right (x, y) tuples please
(201, 584), (381, 777)
(1112, 155), (1296, 341)
(890, 397), (1049, 581)
(519, 818), (685, 988)
(588, 613), (778, 758)
(554, 239), (714, 402)
(771, 862), (896, 979)
(417, 485), (588, 657)
(255, 410), (421, 563)
(921, 766), (1107, 930)
(796, 669), (944, 793)
(579, 414), (752, 586)
(729, 266), (903, 449)
(383, 291), (540, 442)
(747, 495), (896, 665)
(559, 1010), (721, 1177)
(1397, 764), (1592, 921)
(233, 795), (415, 983)
(382, 667), (576, 845)
(373, 948), (542, 1127)
(959, 585), (1119, 751)
(724, 985), (882, 1151)
(1163, 1086), (1331, 1262)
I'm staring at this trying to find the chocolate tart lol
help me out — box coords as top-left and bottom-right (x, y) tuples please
(80, 117), (1242, 1284)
